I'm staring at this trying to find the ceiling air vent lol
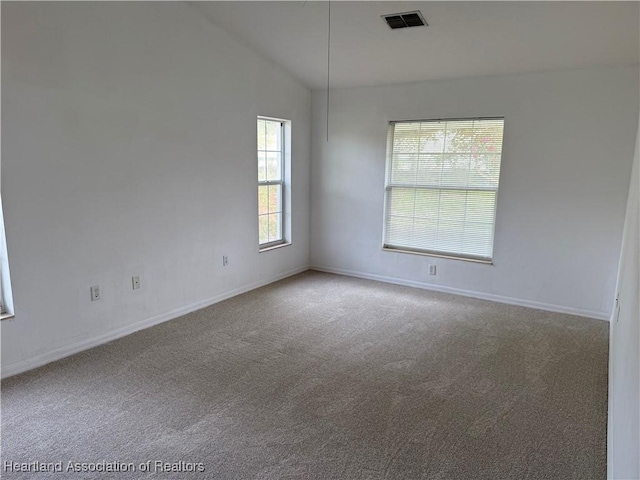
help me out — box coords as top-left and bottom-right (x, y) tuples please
(382, 11), (427, 30)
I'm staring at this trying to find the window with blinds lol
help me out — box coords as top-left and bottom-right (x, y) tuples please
(383, 118), (504, 262)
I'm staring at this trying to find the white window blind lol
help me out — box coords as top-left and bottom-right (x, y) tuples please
(383, 118), (504, 262)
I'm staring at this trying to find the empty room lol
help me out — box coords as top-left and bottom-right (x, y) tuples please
(1, 1), (639, 479)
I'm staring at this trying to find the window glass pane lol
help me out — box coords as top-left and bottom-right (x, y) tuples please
(258, 185), (269, 216)
(265, 121), (281, 151)
(438, 190), (467, 222)
(268, 184), (282, 214)
(390, 154), (418, 185)
(436, 221), (465, 252)
(266, 152), (281, 182)
(414, 189), (440, 220)
(468, 154), (501, 189)
(440, 154), (471, 188)
(258, 119), (266, 151)
(268, 213), (282, 242)
(473, 119), (504, 154)
(444, 120), (476, 153)
(412, 218), (438, 249)
(462, 223), (494, 256)
(393, 123), (421, 154)
(258, 152), (266, 182)
(259, 215), (269, 245)
(419, 122), (446, 153)
(465, 191), (496, 223)
(385, 215), (413, 246)
(388, 187), (415, 218)
(416, 154), (443, 186)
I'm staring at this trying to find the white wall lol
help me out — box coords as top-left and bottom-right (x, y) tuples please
(607, 110), (640, 480)
(310, 67), (639, 318)
(1, 2), (311, 377)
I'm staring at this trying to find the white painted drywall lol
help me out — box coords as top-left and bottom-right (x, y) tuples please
(607, 109), (640, 479)
(0, 2), (311, 376)
(310, 67), (639, 318)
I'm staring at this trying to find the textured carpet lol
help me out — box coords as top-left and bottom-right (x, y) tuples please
(1, 271), (608, 479)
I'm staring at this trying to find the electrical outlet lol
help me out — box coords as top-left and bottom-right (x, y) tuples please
(428, 265), (436, 276)
(90, 285), (101, 301)
(132, 276), (141, 290)
(222, 255), (229, 267)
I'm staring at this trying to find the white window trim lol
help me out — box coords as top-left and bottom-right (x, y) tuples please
(0, 197), (14, 319)
(382, 117), (504, 264)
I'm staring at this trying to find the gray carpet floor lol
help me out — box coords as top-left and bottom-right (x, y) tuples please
(1, 271), (609, 479)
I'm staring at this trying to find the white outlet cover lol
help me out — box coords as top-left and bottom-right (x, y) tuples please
(90, 285), (100, 301)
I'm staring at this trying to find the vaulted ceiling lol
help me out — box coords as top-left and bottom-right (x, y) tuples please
(192, 1), (640, 90)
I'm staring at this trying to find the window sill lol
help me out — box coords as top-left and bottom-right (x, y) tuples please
(382, 246), (493, 265)
(259, 242), (291, 253)
(1, 312), (15, 321)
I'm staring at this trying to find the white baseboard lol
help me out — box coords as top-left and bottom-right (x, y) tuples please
(310, 265), (609, 321)
(1, 265), (309, 379)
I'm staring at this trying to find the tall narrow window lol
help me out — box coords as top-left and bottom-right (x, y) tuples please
(0, 196), (14, 318)
(258, 117), (289, 249)
(383, 118), (504, 262)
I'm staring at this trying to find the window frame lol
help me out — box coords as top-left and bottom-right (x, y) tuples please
(257, 116), (289, 251)
(0, 196), (14, 319)
(0, 285), (5, 316)
(382, 117), (504, 264)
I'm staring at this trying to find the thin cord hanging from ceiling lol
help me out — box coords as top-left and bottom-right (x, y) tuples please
(326, 0), (331, 142)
